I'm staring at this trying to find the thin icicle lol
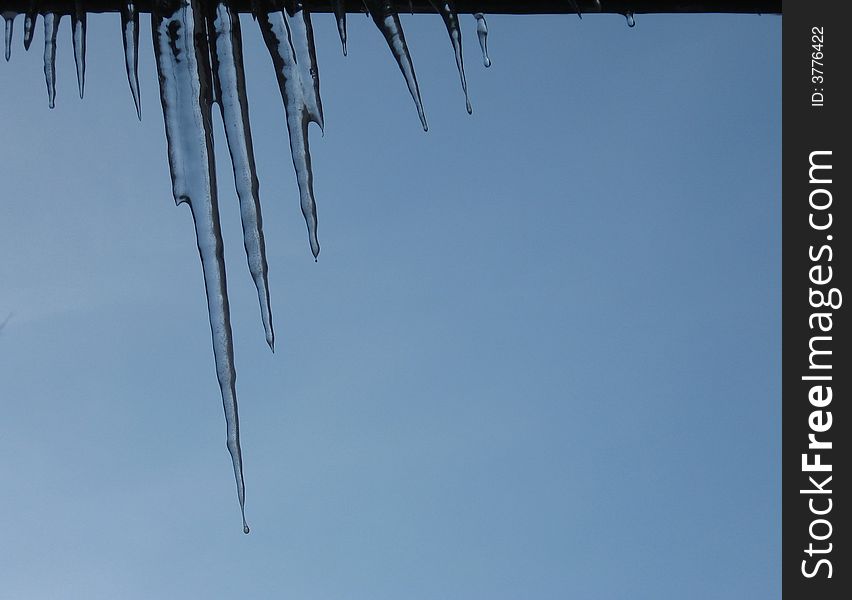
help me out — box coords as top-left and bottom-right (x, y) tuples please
(288, 3), (324, 132)
(364, 0), (427, 131)
(568, 0), (582, 19)
(152, 0), (249, 535)
(209, 2), (275, 351)
(429, 1), (471, 114)
(72, 2), (86, 98)
(43, 13), (60, 109)
(332, 0), (347, 56)
(23, 5), (35, 51)
(474, 13), (491, 68)
(121, 2), (142, 119)
(2, 12), (14, 62)
(258, 9), (321, 259)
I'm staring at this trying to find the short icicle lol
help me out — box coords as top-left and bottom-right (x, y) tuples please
(209, 1), (275, 351)
(2, 12), (14, 62)
(568, 0), (582, 19)
(121, 2), (142, 119)
(474, 13), (490, 68)
(257, 6), (321, 258)
(332, 0), (347, 55)
(429, 1), (471, 114)
(43, 12), (60, 108)
(72, 1), (87, 98)
(152, 0), (250, 534)
(23, 3), (35, 51)
(288, 2), (324, 132)
(364, 0), (427, 131)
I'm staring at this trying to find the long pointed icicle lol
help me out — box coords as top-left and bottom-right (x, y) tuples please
(121, 2), (142, 119)
(152, 0), (249, 535)
(364, 0), (427, 131)
(474, 13), (491, 68)
(43, 13), (60, 109)
(209, 2), (275, 351)
(23, 4), (35, 51)
(429, 1), (471, 114)
(288, 3), (324, 132)
(258, 8), (321, 258)
(332, 0), (346, 55)
(72, 2), (86, 98)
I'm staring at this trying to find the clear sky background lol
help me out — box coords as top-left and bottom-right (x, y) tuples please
(0, 9), (779, 599)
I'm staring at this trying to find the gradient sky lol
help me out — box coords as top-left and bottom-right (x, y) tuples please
(0, 9), (780, 599)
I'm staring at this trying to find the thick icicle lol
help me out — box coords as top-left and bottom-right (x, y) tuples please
(2, 12), (14, 62)
(23, 4), (35, 51)
(72, 2), (86, 98)
(626, 12), (636, 27)
(209, 2), (275, 351)
(429, 1), (471, 114)
(287, 3), (324, 131)
(258, 8), (321, 258)
(332, 0), (347, 55)
(152, 0), (249, 534)
(474, 13), (490, 68)
(43, 13), (60, 109)
(364, 0), (427, 131)
(121, 2), (142, 119)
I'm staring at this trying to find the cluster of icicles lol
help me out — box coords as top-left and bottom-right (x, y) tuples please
(1, 0), (492, 533)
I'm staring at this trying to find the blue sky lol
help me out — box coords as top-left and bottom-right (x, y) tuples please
(0, 9), (779, 599)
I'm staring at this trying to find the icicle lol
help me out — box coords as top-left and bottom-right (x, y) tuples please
(72, 2), (87, 98)
(594, 0), (602, 10)
(568, 0), (582, 19)
(257, 8), (321, 258)
(364, 0), (428, 131)
(332, 0), (347, 56)
(43, 13), (60, 109)
(429, 1), (471, 114)
(121, 2), (142, 119)
(152, 0), (250, 535)
(23, 5), (36, 51)
(626, 12), (636, 27)
(209, 2), (275, 351)
(2, 12), (14, 62)
(474, 13), (491, 68)
(288, 3), (324, 132)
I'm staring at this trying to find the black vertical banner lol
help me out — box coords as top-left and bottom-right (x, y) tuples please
(783, 2), (852, 598)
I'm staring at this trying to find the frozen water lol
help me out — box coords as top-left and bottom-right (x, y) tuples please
(43, 13), (61, 108)
(72, 4), (87, 98)
(210, 1), (275, 351)
(2, 11), (14, 62)
(121, 2), (142, 119)
(429, 1), (471, 114)
(364, 0), (428, 131)
(474, 13), (491, 68)
(152, 0), (249, 535)
(258, 8), (321, 258)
